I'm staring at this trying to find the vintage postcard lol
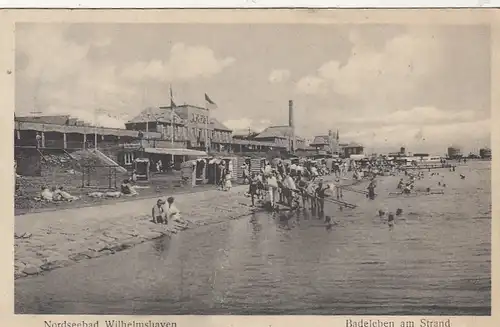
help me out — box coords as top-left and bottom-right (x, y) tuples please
(0, 8), (498, 327)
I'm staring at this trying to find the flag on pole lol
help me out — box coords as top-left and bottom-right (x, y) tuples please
(204, 93), (217, 110)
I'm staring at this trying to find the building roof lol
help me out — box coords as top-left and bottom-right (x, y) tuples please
(15, 115), (94, 127)
(16, 115), (72, 125)
(15, 120), (162, 139)
(310, 135), (329, 146)
(127, 105), (231, 131)
(126, 106), (184, 125)
(210, 118), (231, 131)
(255, 125), (292, 139)
(254, 125), (304, 142)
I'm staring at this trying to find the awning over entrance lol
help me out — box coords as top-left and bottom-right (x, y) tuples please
(143, 147), (208, 157)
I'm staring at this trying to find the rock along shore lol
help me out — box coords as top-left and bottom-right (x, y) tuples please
(14, 185), (258, 280)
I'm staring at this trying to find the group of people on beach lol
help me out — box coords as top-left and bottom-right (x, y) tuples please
(245, 159), (350, 216)
(151, 196), (181, 225)
(36, 185), (79, 202)
(216, 161), (233, 192)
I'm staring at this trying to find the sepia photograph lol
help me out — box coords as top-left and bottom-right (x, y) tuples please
(11, 14), (491, 316)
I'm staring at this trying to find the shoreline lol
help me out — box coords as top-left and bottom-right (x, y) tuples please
(13, 175), (381, 280)
(14, 184), (261, 280)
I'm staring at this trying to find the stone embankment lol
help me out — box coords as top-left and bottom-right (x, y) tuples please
(14, 185), (257, 279)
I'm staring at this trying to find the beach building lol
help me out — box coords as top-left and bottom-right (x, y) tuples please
(388, 147), (406, 158)
(309, 130), (340, 156)
(479, 147), (491, 159)
(231, 130), (277, 153)
(253, 125), (307, 152)
(447, 146), (462, 159)
(14, 114), (163, 176)
(339, 142), (364, 158)
(125, 104), (233, 152)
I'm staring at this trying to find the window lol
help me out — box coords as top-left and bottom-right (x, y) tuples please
(124, 152), (134, 165)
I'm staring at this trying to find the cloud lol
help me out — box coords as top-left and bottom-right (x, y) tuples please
(268, 69), (291, 84)
(293, 29), (490, 152)
(16, 26), (235, 128)
(296, 29), (444, 106)
(340, 106), (479, 127)
(16, 26), (90, 83)
(295, 75), (327, 95)
(120, 43), (235, 82)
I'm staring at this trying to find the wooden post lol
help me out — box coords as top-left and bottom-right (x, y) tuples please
(63, 133), (67, 149)
(201, 159), (206, 183)
(83, 133), (87, 149)
(191, 162), (196, 187)
(41, 132), (45, 148)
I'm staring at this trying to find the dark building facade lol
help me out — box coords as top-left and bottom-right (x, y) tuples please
(125, 105), (232, 152)
(479, 147), (491, 159)
(447, 146), (462, 159)
(339, 142), (364, 158)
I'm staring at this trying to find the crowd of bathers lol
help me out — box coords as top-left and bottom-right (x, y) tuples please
(242, 158), (356, 214)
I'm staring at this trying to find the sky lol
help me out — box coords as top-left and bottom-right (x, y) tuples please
(15, 23), (491, 155)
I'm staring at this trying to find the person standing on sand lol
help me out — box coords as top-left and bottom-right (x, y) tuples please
(241, 162), (249, 184)
(306, 180), (318, 211)
(296, 177), (308, 209)
(315, 181), (330, 215)
(367, 180), (376, 200)
(152, 198), (166, 224)
(249, 173), (259, 206)
(267, 173), (279, 208)
(35, 132), (42, 148)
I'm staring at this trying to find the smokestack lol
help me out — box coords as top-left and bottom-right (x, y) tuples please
(289, 100), (295, 153)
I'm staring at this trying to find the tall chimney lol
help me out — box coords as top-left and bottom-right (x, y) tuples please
(289, 100), (295, 153)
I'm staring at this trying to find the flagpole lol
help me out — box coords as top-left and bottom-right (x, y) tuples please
(170, 84), (174, 146)
(94, 108), (98, 150)
(171, 109), (174, 146)
(205, 99), (209, 153)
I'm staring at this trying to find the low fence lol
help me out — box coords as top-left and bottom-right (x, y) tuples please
(81, 165), (121, 190)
